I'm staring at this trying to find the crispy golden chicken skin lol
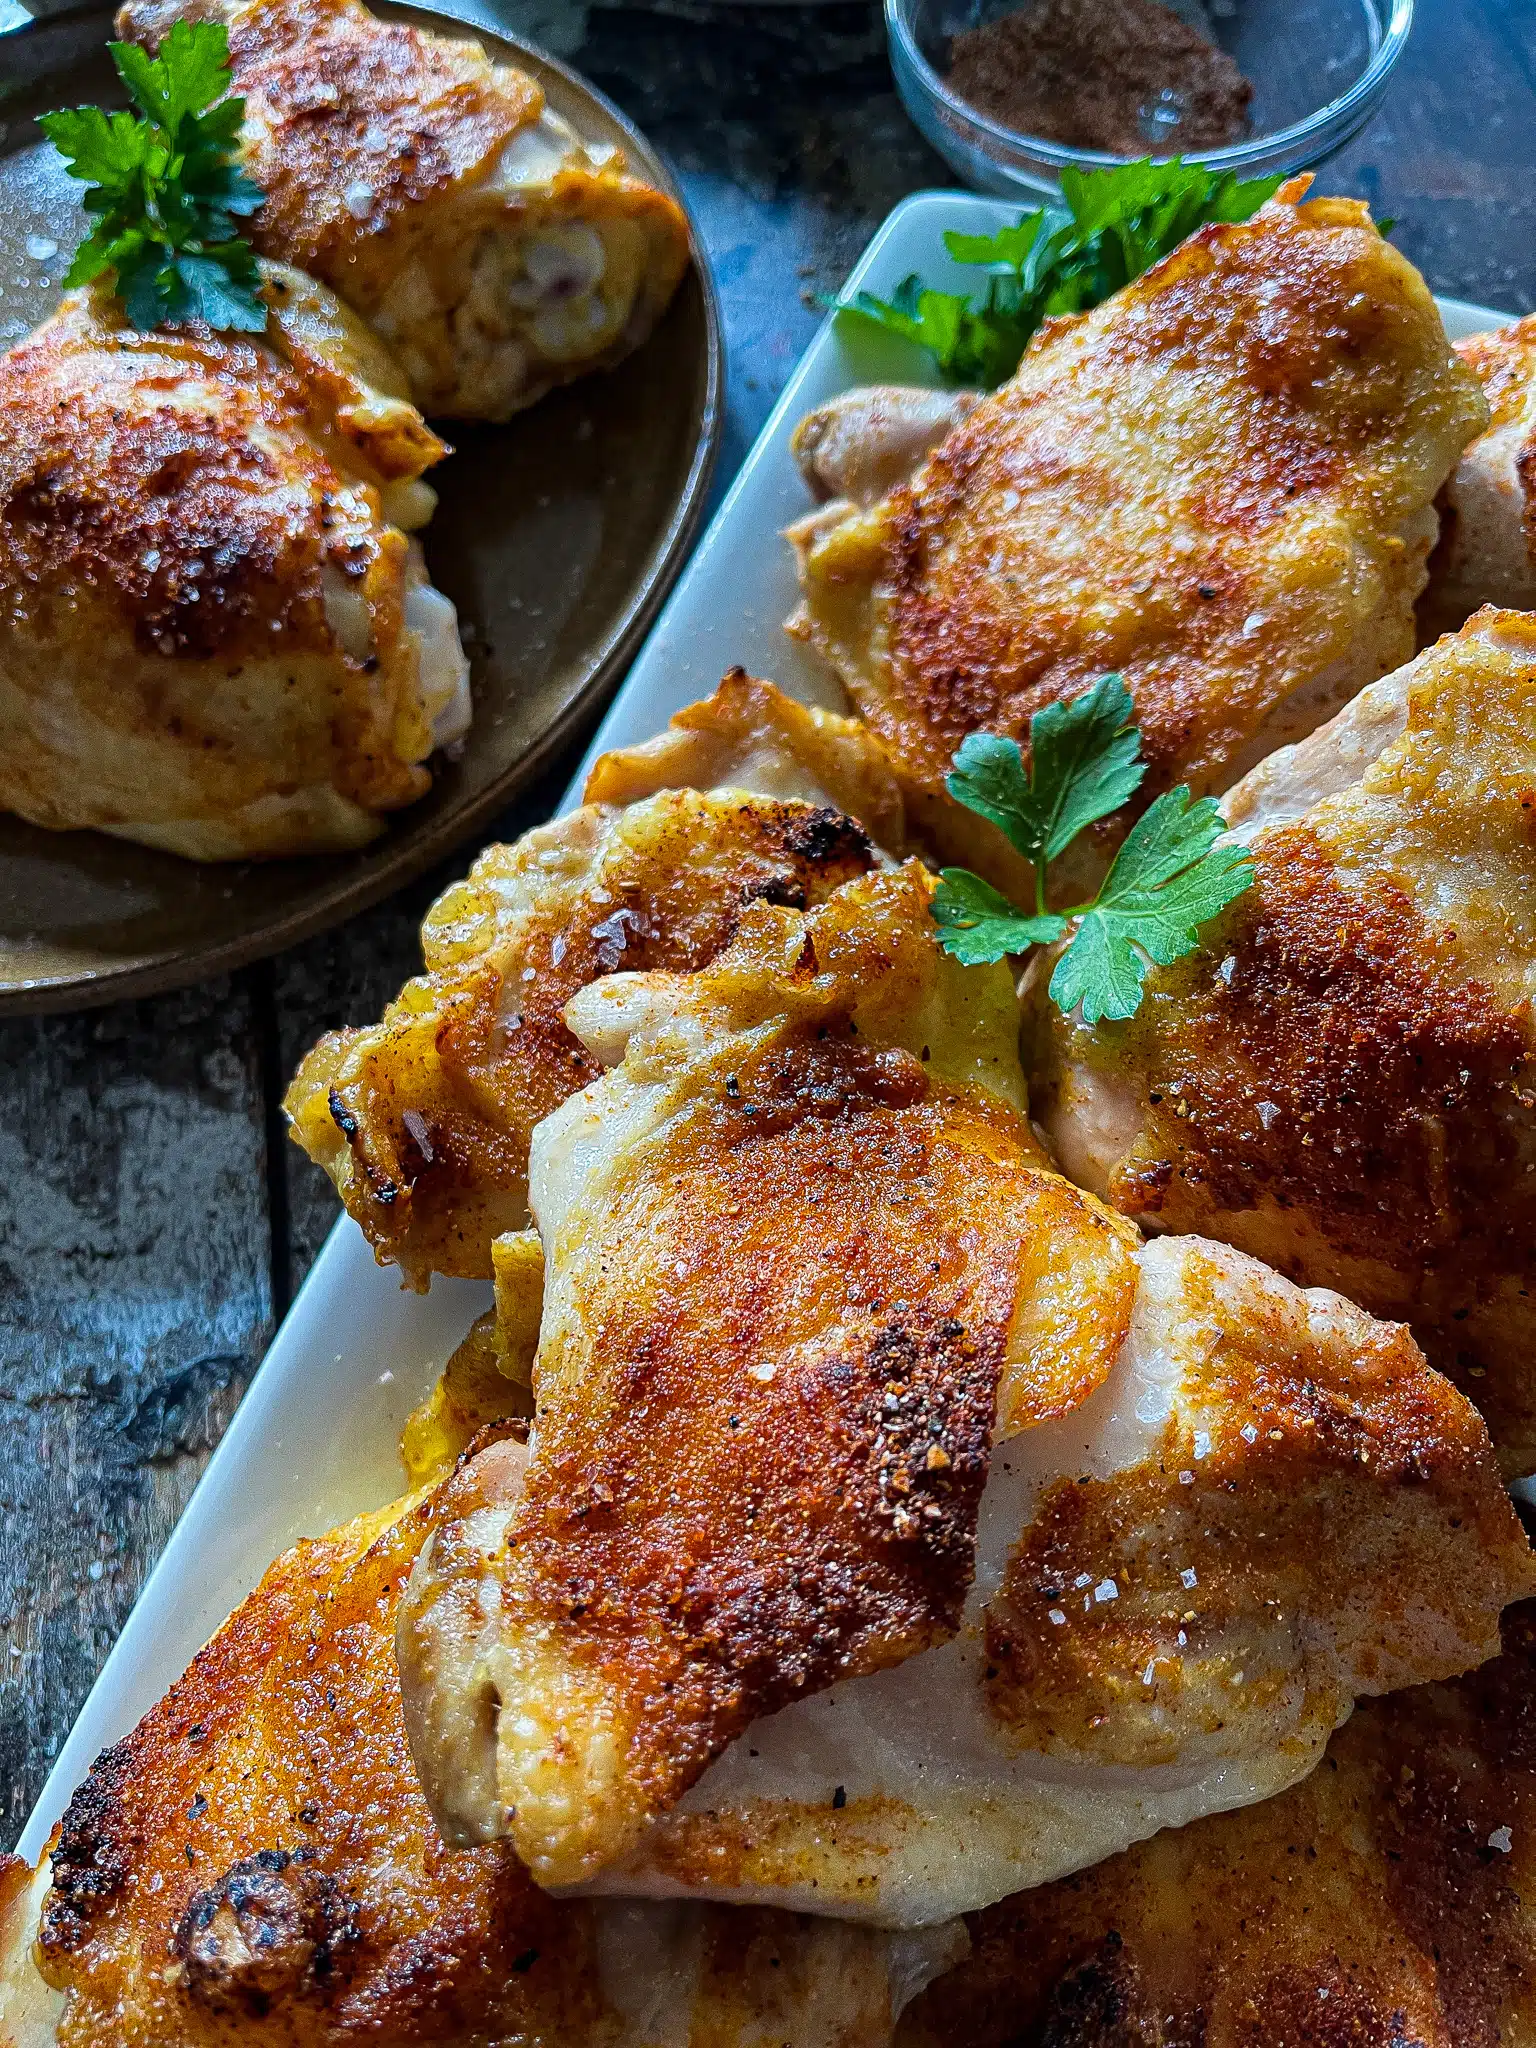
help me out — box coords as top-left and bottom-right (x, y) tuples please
(284, 672), (906, 1288)
(0, 1453), (963, 2048)
(118, 0), (692, 420)
(0, 265), (469, 860)
(788, 186), (1487, 899)
(395, 863), (1533, 1924)
(1421, 314), (1536, 636)
(399, 1303), (534, 1487)
(1029, 608), (1536, 1477)
(899, 1597), (1536, 2048)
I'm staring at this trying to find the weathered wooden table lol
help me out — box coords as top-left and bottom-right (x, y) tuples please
(0, 0), (1530, 1843)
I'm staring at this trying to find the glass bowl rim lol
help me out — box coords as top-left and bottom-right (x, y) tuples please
(884, 0), (1416, 177)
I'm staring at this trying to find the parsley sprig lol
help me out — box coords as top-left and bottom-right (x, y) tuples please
(835, 159), (1285, 388)
(931, 676), (1254, 1025)
(39, 21), (265, 333)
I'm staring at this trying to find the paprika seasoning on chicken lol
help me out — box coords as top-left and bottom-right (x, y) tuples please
(945, 0), (1254, 155)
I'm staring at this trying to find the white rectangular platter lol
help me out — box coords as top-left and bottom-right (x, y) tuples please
(16, 187), (1515, 1863)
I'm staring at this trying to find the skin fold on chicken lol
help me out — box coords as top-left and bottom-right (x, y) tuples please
(786, 185), (1487, 902)
(0, 1449), (964, 2048)
(897, 1596), (1536, 2048)
(0, 263), (469, 860)
(1028, 607), (1536, 1478)
(394, 861), (1534, 1927)
(1421, 314), (1536, 638)
(117, 0), (692, 421)
(284, 671), (907, 1288)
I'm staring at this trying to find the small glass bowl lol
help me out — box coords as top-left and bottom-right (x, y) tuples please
(887, 0), (1414, 200)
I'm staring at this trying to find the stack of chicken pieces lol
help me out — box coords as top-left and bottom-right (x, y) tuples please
(9, 185), (1536, 2048)
(0, 0), (690, 857)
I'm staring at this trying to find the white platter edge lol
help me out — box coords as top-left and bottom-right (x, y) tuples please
(15, 187), (1519, 1863)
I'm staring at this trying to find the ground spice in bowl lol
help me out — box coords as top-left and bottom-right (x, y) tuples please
(945, 0), (1254, 155)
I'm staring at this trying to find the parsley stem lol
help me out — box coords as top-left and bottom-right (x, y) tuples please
(1033, 865), (1047, 919)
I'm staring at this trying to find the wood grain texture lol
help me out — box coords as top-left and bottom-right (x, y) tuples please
(0, 982), (271, 1838)
(2, 0), (1533, 1851)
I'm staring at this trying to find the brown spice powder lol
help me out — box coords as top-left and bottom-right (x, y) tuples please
(946, 0), (1254, 156)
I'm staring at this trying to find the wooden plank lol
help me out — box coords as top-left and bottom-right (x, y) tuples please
(0, 978), (271, 1845)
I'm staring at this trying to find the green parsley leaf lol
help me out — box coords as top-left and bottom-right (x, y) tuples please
(1047, 789), (1254, 1024)
(928, 679), (1255, 1021)
(930, 868), (1065, 965)
(943, 674), (1144, 914)
(38, 19), (265, 333)
(833, 157), (1286, 387)
(114, 19), (232, 133)
(836, 273), (1030, 391)
(950, 671), (1155, 872)
(1027, 674), (1145, 855)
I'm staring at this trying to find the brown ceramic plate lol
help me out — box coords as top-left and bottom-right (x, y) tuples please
(0, 0), (723, 1013)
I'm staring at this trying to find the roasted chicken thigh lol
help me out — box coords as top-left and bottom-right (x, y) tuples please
(1421, 313), (1536, 636)
(1029, 607), (1536, 1475)
(285, 672), (906, 1286)
(118, 0), (692, 420)
(0, 265), (468, 858)
(0, 1455), (961, 2048)
(396, 864), (1532, 1927)
(898, 1596), (1536, 2048)
(789, 186), (1486, 899)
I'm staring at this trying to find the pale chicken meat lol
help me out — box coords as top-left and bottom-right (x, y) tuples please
(118, 0), (692, 421)
(285, 671), (906, 1286)
(0, 265), (469, 859)
(787, 186), (1487, 900)
(395, 863), (1533, 1927)
(792, 387), (982, 510)
(898, 1595), (1536, 2048)
(0, 1452), (962, 2048)
(1028, 607), (1536, 1476)
(1421, 313), (1536, 636)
